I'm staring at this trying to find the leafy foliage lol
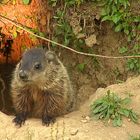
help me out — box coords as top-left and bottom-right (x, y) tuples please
(52, 8), (85, 50)
(101, 0), (140, 73)
(119, 45), (140, 73)
(90, 90), (139, 127)
(127, 57), (140, 73)
(101, 0), (140, 41)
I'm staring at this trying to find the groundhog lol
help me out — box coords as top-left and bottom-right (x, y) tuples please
(11, 47), (75, 127)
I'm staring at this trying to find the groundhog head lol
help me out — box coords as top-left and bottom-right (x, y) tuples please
(17, 47), (58, 83)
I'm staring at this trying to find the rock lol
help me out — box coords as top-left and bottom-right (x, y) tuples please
(85, 116), (90, 121)
(85, 34), (97, 47)
(70, 129), (79, 136)
(81, 119), (88, 123)
(73, 26), (82, 35)
(77, 33), (86, 39)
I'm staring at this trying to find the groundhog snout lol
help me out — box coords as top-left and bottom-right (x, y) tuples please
(19, 70), (28, 81)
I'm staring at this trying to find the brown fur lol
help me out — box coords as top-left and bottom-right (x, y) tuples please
(11, 48), (75, 126)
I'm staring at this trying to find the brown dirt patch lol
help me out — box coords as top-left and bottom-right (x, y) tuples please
(0, 76), (140, 140)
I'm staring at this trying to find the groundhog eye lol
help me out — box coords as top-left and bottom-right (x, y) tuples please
(34, 63), (42, 70)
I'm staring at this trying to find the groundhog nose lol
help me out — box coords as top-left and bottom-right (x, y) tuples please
(19, 70), (28, 80)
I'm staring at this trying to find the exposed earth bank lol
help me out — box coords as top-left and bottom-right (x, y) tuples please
(0, 75), (140, 140)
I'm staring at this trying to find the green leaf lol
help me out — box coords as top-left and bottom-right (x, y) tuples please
(93, 105), (103, 114)
(121, 97), (131, 105)
(129, 110), (138, 123)
(101, 9), (107, 16)
(112, 14), (121, 24)
(22, 0), (31, 5)
(129, 63), (135, 69)
(113, 116), (122, 127)
(119, 47), (128, 54)
(101, 16), (111, 22)
(77, 63), (85, 72)
(115, 24), (123, 32)
(116, 118), (122, 126)
(118, 108), (129, 117)
(124, 29), (129, 35)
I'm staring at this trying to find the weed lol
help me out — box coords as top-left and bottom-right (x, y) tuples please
(101, 0), (140, 73)
(90, 90), (139, 127)
(130, 134), (140, 140)
(52, 7), (85, 51)
(101, 0), (140, 41)
(126, 44), (140, 73)
(127, 57), (140, 73)
(118, 45), (140, 73)
(77, 63), (86, 72)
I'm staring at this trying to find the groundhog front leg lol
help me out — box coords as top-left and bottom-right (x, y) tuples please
(41, 91), (65, 126)
(12, 92), (33, 127)
(41, 95), (56, 126)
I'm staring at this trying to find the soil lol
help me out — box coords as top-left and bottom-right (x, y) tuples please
(0, 76), (140, 140)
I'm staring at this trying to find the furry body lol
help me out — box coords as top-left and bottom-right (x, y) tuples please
(11, 48), (75, 126)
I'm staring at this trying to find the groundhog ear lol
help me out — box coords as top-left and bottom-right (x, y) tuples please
(45, 51), (59, 64)
(46, 51), (55, 60)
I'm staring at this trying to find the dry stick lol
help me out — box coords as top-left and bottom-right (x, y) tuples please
(0, 14), (140, 59)
(0, 75), (6, 112)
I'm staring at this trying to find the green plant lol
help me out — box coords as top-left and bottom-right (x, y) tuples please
(119, 46), (128, 54)
(77, 63), (86, 72)
(118, 45), (140, 73)
(127, 57), (140, 73)
(126, 44), (140, 73)
(101, 0), (140, 41)
(52, 8), (85, 50)
(130, 134), (140, 140)
(90, 90), (139, 127)
(101, 0), (140, 73)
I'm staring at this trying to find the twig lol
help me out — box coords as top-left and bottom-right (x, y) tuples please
(0, 14), (140, 59)
(0, 75), (6, 112)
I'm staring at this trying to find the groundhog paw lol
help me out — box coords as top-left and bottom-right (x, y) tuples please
(13, 113), (27, 127)
(42, 116), (55, 126)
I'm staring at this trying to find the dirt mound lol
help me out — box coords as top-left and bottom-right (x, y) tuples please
(0, 76), (140, 140)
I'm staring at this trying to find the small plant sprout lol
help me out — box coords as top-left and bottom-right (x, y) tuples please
(90, 90), (139, 127)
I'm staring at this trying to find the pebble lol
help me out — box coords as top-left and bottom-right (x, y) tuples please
(70, 129), (79, 136)
(81, 116), (90, 123)
(85, 116), (90, 121)
(81, 119), (88, 123)
(85, 130), (89, 133)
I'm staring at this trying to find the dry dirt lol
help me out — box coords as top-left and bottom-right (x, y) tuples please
(0, 75), (140, 140)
